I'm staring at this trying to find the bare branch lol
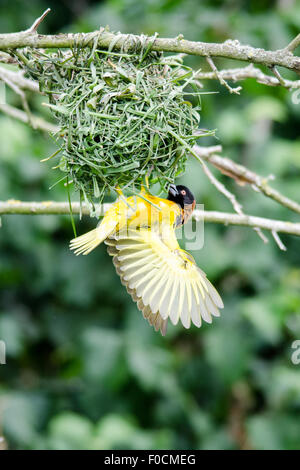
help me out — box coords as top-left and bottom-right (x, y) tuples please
(0, 66), (41, 127)
(286, 33), (300, 53)
(0, 66), (39, 92)
(193, 147), (268, 243)
(269, 65), (289, 88)
(206, 56), (242, 94)
(0, 68), (35, 126)
(0, 103), (59, 133)
(271, 230), (287, 251)
(1, 200), (300, 240)
(194, 145), (300, 215)
(24, 8), (51, 34)
(0, 30), (300, 75)
(0, 51), (18, 64)
(195, 65), (300, 89)
(253, 226), (269, 244)
(194, 210), (300, 238)
(202, 162), (243, 215)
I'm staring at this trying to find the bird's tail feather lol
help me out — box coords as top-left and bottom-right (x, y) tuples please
(70, 218), (118, 255)
(69, 229), (101, 255)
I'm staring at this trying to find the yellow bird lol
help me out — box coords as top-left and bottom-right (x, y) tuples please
(70, 184), (223, 335)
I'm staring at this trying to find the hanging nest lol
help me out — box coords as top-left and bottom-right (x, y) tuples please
(19, 34), (209, 209)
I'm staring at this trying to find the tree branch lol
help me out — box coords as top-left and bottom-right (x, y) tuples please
(0, 66), (39, 92)
(195, 64), (300, 89)
(0, 67), (36, 126)
(286, 33), (300, 53)
(3, 62), (300, 93)
(0, 29), (300, 74)
(1, 200), (300, 239)
(206, 56), (242, 94)
(196, 150), (270, 245)
(0, 51), (18, 64)
(0, 103), (59, 133)
(194, 145), (300, 215)
(193, 144), (300, 250)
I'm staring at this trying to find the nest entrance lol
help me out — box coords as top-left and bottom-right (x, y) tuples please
(21, 37), (207, 210)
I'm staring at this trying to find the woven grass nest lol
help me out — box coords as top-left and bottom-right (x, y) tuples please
(22, 37), (208, 210)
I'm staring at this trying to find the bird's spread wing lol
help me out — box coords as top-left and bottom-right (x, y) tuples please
(105, 228), (223, 335)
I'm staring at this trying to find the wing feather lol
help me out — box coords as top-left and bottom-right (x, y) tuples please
(158, 276), (174, 320)
(142, 270), (165, 306)
(117, 248), (153, 262)
(198, 290), (212, 324)
(168, 277), (180, 325)
(206, 280), (224, 309)
(190, 288), (201, 327)
(120, 255), (157, 274)
(149, 271), (169, 314)
(180, 282), (191, 329)
(178, 279), (187, 326)
(205, 295), (220, 318)
(135, 273), (156, 295)
(122, 259), (157, 282)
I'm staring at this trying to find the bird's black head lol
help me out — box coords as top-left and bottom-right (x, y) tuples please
(167, 184), (196, 209)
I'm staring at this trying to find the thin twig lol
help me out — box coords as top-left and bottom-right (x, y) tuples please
(194, 64), (300, 89)
(269, 65), (288, 87)
(0, 51), (18, 64)
(206, 56), (242, 94)
(271, 230), (287, 251)
(0, 69), (35, 127)
(253, 227), (269, 244)
(202, 162), (243, 215)
(286, 33), (300, 53)
(0, 103), (59, 133)
(0, 66), (39, 92)
(24, 8), (51, 34)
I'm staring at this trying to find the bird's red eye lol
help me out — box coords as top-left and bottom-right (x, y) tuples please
(181, 190), (186, 196)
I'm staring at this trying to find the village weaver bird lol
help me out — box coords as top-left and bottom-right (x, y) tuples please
(70, 184), (223, 335)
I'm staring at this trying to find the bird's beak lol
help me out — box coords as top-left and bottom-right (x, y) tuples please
(169, 184), (178, 197)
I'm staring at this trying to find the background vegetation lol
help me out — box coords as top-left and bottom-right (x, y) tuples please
(0, 0), (300, 450)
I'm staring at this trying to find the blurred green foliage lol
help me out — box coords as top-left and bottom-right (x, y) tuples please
(0, 0), (300, 450)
